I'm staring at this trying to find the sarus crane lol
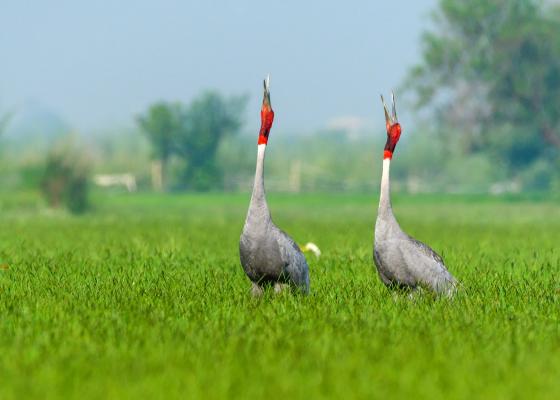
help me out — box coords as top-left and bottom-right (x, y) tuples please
(239, 76), (311, 296)
(373, 93), (457, 296)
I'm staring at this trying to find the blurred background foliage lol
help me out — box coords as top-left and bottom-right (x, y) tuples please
(40, 141), (91, 214)
(0, 0), (559, 214)
(137, 92), (247, 191)
(405, 0), (560, 192)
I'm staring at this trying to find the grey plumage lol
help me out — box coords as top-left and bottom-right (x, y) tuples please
(374, 94), (456, 296)
(374, 192), (456, 295)
(239, 78), (309, 295)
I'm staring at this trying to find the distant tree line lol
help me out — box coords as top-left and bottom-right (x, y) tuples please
(3, 0), (560, 200)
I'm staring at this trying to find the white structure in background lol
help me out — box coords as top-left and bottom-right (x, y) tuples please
(490, 180), (521, 195)
(93, 173), (137, 192)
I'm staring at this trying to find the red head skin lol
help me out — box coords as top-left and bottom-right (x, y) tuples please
(258, 101), (274, 145)
(384, 123), (402, 160)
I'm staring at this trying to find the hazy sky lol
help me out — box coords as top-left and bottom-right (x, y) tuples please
(0, 0), (436, 135)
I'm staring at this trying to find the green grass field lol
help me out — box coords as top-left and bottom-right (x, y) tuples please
(1, 193), (559, 399)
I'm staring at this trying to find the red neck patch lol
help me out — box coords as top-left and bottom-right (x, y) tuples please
(258, 108), (274, 145)
(384, 123), (401, 159)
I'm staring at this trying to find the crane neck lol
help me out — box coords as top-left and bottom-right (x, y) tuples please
(248, 144), (270, 218)
(379, 158), (392, 213)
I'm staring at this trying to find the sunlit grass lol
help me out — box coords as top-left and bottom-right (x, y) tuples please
(0, 193), (559, 399)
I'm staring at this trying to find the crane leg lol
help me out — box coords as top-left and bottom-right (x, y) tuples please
(274, 282), (290, 294)
(407, 287), (423, 300)
(251, 282), (264, 297)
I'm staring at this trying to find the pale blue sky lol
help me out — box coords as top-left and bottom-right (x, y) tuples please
(0, 0), (436, 134)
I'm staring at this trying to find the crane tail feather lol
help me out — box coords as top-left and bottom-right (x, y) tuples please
(300, 242), (321, 258)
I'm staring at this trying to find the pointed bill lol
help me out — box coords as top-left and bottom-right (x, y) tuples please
(381, 94), (391, 130)
(262, 74), (271, 108)
(263, 74), (270, 97)
(391, 91), (397, 122)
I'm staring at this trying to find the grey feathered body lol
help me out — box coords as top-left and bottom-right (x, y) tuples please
(239, 145), (309, 293)
(374, 159), (456, 295)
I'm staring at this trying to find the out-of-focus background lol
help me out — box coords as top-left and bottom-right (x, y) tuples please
(1, 0), (559, 212)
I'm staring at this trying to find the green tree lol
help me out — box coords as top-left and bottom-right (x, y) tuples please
(41, 141), (91, 214)
(138, 92), (246, 191)
(407, 0), (560, 186)
(174, 91), (246, 190)
(137, 102), (181, 189)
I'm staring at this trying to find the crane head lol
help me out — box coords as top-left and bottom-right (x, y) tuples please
(381, 92), (402, 160)
(258, 74), (275, 145)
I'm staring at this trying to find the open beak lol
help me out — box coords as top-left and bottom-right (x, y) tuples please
(263, 74), (271, 109)
(380, 91), (398, 130)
